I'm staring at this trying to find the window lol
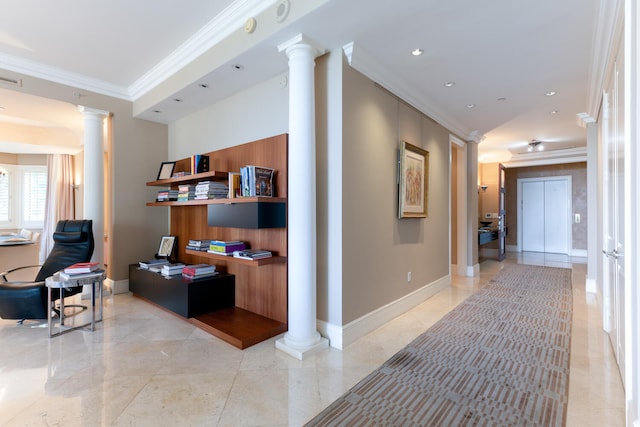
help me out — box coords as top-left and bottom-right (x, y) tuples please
(0, 164), (47, 229)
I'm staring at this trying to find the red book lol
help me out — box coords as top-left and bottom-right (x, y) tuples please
(63, 262), (100, 274)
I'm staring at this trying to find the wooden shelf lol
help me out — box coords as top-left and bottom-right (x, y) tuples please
(190, 307), (287, 349)
(185, 249), (286, 266)
(147, 170), (229, 187)
(147, 196), (286, 207)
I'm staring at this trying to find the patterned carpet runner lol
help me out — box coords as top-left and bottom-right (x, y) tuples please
(306, 264), (573, 426)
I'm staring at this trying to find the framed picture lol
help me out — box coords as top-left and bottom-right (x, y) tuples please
(398, 140), (429, 218)
(157, 235), (176, 258)
(157, 161), (176, 180)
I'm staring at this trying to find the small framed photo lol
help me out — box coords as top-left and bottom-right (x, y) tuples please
(157, 161), (176, 180)
(398, 140), (429, 218)
(157, 235), (176, 258)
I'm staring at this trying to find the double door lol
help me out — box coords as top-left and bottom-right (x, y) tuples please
(519, 177), (571, 254)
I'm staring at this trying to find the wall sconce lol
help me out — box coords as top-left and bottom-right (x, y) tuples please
(478, 185), (488, 193)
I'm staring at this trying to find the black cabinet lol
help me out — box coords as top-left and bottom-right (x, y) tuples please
(129, 265), (234, 318)
(207, 200), (286, 228)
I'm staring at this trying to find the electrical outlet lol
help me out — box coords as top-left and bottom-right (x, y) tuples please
(407, 271), (412, 282)
(574, 213), (581, 223)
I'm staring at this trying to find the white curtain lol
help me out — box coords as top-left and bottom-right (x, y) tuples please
(40, 154), (74, 261)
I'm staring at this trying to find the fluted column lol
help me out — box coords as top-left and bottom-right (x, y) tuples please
(275, 34), (328, 359)
(78, 106), (108, 267)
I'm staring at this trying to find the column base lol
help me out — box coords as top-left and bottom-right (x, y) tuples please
(276, 334), (329, 360)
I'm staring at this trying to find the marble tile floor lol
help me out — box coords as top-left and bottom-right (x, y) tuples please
(0, 253), (625, 426)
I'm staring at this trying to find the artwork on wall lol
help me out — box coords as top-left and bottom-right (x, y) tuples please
(398, 140), (429, 218)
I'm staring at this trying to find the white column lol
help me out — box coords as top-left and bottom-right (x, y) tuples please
(275, 34), (328, 359)
(466, 131), (483, 277)
(78, 106), (108, 267)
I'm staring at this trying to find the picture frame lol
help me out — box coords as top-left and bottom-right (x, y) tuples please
(157, 161), (176, 180)
(157, 235), (176, 258)
(398, 140), (429, 218)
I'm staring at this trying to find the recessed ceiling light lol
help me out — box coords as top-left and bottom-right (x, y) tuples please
(545, 91), (557, 96)
(199, 83), (209, 88)
(173, 98), (183, 102)
(232, 64), (244, 71)
(551, 110), (559, 114)
(444, 81), (455, 87)
(153, 110), (162, 113)
(497, 97), (507, 101)
(466, 103), (476, 109)
(411, 48), (423, 56)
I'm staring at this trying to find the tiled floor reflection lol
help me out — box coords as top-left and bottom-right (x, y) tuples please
(0, 253), (625, 426)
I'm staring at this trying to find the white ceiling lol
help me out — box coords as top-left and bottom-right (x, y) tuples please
(0, 0), (600, 163)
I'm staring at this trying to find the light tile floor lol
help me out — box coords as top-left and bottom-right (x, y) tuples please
(0, 254), (625, 426)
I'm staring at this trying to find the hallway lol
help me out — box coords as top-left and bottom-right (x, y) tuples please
(0, 254), (625, 426)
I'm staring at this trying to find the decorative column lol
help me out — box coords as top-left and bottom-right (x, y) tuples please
(78, 106), (108, 267)
(466, 131), (484, 277)
(275, 34), (329, 359)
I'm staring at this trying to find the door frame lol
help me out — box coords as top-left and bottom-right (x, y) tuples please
(516, 176), (572, 254)
(450, 135), (468, 276)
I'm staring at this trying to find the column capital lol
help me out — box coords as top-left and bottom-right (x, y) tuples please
(278, 33), (326, 58)
(78, 106), (109, 118)
(467, 130), (485, 144)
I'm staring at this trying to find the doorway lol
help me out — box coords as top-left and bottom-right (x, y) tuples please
(517, 177), (572, 254)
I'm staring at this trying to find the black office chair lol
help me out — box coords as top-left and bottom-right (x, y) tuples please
(0, 219), (95, 321)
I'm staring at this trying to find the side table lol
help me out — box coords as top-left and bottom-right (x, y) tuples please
(45, 269), (106, 338)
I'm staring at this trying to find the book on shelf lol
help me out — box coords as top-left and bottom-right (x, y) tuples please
(208, 240), (246, 253)
(233, 249), (273, 260)
(186, 239), (210, 251)
(182, 271), (219, 280)
(240, 165), (275, 197)
(191, 154), (209, 174)
(63, 262), (100, 274)
(182, 263), (216, 276)
(228, 172), (241, 198)
(139, 259), (170, 269)
(160, 263), (186, 276)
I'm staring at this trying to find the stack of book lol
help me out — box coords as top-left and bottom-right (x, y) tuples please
(177, 184), (196, 201)
(182, 263), (217, 280)
(240, 165), (274, 197)
(139, 259), (170, 269)
(60, 262), (100, 280)
(208, 240), (246, 256)
(156, 189), (179, 202)
(186, 239), (209, 251)
(160, 263), (186, 277)
(233, 249), (272, 260)
(194, 181), (229, 200)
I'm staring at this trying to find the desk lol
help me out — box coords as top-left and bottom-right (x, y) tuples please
(45, 270), (105, 338)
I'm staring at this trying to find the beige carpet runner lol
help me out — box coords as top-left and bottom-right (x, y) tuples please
(306, 264), (573, 426)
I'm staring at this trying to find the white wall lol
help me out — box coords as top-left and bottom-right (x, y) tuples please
(168, 74), (289, 158)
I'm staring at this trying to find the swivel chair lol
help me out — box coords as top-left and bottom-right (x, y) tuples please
(0, 219), (95, 321)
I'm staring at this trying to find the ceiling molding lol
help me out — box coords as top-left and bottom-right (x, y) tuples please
(504, 147), (587, 168)
(128, 0), (277, 101)
(0, 52), (130, 100)
(586, 0), (623, 120)
(343, 42), (470, 139)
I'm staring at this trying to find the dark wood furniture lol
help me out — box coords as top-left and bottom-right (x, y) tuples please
(141, 134), (288, 349)
(129, 265), (234, 318)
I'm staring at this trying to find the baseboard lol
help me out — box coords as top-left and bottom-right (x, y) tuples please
(111, 278), (130, 294)
(468, 264), (479, 277)
(571, 249), (587, 257)
(317, 275), (450, 350)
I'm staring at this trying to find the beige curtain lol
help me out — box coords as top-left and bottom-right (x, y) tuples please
(40, 154), (74, 260)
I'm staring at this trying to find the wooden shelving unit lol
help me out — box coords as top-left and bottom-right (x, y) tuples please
(138, 134), (289, 349)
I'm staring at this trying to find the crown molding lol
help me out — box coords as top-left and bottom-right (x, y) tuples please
(0, 52), (130, 100)
(128, 0), (276, 100)
(586, 0), (623, 119)
(343, 42), (470, 139)
(504, 147), (587, 168)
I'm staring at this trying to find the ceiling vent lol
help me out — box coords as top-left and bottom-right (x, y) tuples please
(0, 76), (22, 87)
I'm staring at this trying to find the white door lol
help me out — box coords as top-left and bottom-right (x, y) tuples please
(520, 178), (570, 254)
(602, 60), (625, 384)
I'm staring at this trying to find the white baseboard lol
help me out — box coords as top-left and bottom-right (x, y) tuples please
(317, 275), (450, 350)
